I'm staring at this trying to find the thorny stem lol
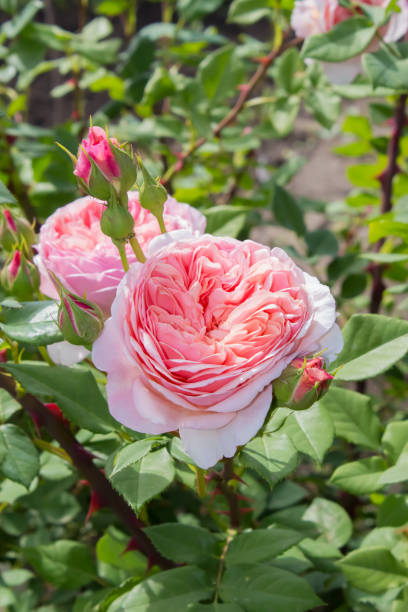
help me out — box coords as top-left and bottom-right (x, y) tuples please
(0, 371), (174, 571)
(358, 95), (407, 395)
(129, 235), (146, 263)
(161, 34), (302, 186)
(369, 94), (407, 316)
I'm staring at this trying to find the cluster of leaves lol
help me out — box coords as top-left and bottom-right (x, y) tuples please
(0, 0), (408, 610)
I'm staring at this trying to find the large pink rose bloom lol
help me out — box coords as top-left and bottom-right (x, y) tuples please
(92, 232), (343, 469)
(34, 193), (206, 314)
(292, 0), (408, 42)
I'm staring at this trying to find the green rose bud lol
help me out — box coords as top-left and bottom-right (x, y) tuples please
(1, 250), (40, 300)
(57, 289), (104, 347)
(137, 157), (167, 233)
(100, 202), (135, 241)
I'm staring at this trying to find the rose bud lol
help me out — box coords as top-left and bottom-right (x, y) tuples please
(137, 157), (167, 233)
(100, 202), (135, 241)
(74, 126), (121, 186)
(1, 250), (40, 300)
(0, 209), (35, 252)
(57, 288), (104, 347)
(274, 356), (333, 411)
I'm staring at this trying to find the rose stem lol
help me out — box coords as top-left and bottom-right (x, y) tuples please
(219, 457), (241, 530)
(358, 94), (407, 395)
(129, 235), (146, 263)
(161, 34), (302, 186)
(116, 242), (130, 272)
(369, 94), (407, 315)
(0, 371), (174, 571)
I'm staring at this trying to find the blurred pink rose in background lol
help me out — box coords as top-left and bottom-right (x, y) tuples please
(292, 0), (408, 41)
(74, 126), (121, 184)
(34, 193), (206, 314)
(93, 232), (343, 469)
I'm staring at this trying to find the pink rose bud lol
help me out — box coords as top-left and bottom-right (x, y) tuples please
(0, 209), (35, 252)
(0, 348), (7, 362)
(74, 126), (121, 185)
(1, 250), (40, 300)
(56, 283), (104, 347)
(274, 356), (333, 411)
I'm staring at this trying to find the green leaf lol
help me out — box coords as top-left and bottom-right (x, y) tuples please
(303, 497), (352, 548)
(109, 439), (162, 477)
(301, 17), (376, 62)
(282, 403), (334, 463)
(378, 447), (408, 487)
(360, 252), (408, 264)
(0, 179), (17, 204)
(305, 90), (341, 129)
(305, 229), (339, 257)
(382, 422), (408, 463)
(2, 0), (43, 38)
(320, 387), (381, 450)
(240, 432), (298, 486)
(227, 0), (273, 24)
(332, 314), (408, 381)
(203, 206), (250, 238)
(220, 564), (322, 612)
(198, 46), (243, 105)
(2, 361), (115, 434)
(338, 547), (408, 594)
(107, 566), (212, 611)
(369, 219), (408, 242)
(0, 424), (39, 487)
(269, 96), (300, 136)
(0, 388), (21, 423)
(0, 301), (62, 346)
(271, 185), (306, 236)
(330, 456), (387, 495)
(363, 46), (408, 92)
(226, 527), (304, 566)
(108, 447), (175, 511)
(96, 528), (146, 571)
(144, 523), (217, 565)
(274, 48), (304, 94)
(23, 540), (96, 589)
(378, 495), (408, 527)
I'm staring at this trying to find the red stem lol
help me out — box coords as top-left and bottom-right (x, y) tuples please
(0, 371), (173, 571)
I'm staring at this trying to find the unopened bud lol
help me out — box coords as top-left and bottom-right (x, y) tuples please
(274, 357), (333, 411)
(74, 126), (120, 186)
(1, 250), (40, 300)
(0, 209), (35, 252)
(57, 290), (104, 346)
(100, 202), (135, 241)
(138, 157), (167, 233)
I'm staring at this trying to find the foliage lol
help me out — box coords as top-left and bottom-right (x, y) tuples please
(0, 1), (408, 610)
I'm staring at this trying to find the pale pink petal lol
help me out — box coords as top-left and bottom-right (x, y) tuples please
(47, 341), (89, 366)
(179, 385), (273, 469)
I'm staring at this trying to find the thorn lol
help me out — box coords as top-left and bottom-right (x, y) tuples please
(85, 489), (107, 522)
(122, 536), (141, 556)
(240, 507), (254, 514)
(236, 494), (252, 502)
(28, 409), (43, 438)
(253, 56), (270, 66)
(231, 472), (247, 486)
(237, 83), (250, 93)
(44, 403), (70, 428)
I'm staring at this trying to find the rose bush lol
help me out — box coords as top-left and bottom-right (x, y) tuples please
(34, 192), (206, 314)
(93, 232), (342, 468)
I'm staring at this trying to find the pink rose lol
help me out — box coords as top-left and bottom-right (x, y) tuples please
(74, 126), (121, 184)
(92, 232), (343, 469)
(292, 0), (408, 42)
(34, 192), (206, 314)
